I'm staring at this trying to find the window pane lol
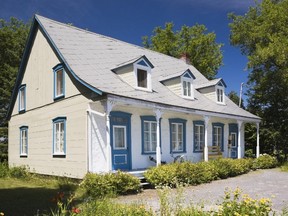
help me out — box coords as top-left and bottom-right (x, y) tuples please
(187, 82), (191, 96)
(114, 127), (126, 149)
(19, 88), (25, 110)
(56, 70), (63, 96)
(137, 69), (147, 88)
(183, 81), (187, 95)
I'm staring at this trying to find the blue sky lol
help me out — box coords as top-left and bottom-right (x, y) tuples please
(1, 0), (256, 104)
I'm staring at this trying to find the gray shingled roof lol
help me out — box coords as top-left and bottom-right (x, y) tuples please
(36, 15), (260, 121)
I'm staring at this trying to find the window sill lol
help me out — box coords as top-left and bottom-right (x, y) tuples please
(142, 152), (156, 155)
(54, 95), (65, 101)
(216, 101), (226, 105)
(182, 96), (195, 100)
(18, 109), (26, 114)
(193, 150), (204, 153)
(171, 150), (186, 154)
(135, 87), (152, 92)
(53, 154), (66, 158)
(20, 154), (28, 158)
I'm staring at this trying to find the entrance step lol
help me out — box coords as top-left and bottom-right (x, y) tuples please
(128, 170), (151, 188)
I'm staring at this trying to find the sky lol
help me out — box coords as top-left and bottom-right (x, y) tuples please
(1, 0), (257, 104)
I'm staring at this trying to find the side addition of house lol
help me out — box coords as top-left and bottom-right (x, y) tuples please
(7, 15), (261, 178)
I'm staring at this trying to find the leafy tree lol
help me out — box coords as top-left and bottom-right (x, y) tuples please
(228, 90), (245, 109)
(229, 0), (288, 160)
(143, 22), (223, 79)
(0, 17), (30, 161)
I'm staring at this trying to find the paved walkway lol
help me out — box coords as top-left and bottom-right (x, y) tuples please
(118, 168), (288, 214)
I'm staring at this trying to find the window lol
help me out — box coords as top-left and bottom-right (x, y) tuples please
(134, 58), (152, 91)
(19, 85), (26, 112)
(53, 64), (65, 100)
(212, 123), (224, 151)
(20, 126), (28, 156)
(141, 116), (160, 154)
(216, 83), (225, 104)
(181, 71), (194, 99)
(137, 69), (147, 88)
(193, 121), (204, 152)
(183, 80), (191, 97)
(113, 126), (127, 149)
(169, 118), (186, 153)
(53, 117), (66, 155)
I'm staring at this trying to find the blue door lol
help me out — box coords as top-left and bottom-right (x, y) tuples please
(110, 111), (131, 171)
(230, 132), (238, 158)
(229, 124), (238, 159)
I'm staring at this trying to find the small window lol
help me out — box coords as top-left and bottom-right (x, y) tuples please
(193, 121), (204, 152)
(19, 85), (26, 112)
(183, 80), (192, 97)
(53, 117), (66, 155)
(113, 126), (127, 149)
(216, 85), (225, 104)
(181, 73), (194, 99)
(137, 69), (147, 88)
(53, 65), (65, 100)
(134, 58), (152, 91)
(212, 123), (224, 151)
(20, 126), (28, 156)
(169, 118), (186, 153)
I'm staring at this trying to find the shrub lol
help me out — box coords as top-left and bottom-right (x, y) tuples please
(81, 171), (141, 198)
(79, 198), (152, 216)
(252, 154), (278, 170)
(281, 162), (288, 172)
(218, 188), (274, 215)
(144, 163), (178, 187)
(0, 162), (9, 178)
(9, 165), (31, 179)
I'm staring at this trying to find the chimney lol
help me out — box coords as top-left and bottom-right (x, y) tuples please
(179, 53), (190, 64)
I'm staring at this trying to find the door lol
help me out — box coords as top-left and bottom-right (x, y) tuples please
(110, 111), (131, 170)
(230, 132), (237, 158)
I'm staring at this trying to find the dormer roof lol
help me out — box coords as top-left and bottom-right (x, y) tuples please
(195, 78), (227, 90)
(111, 55), (154, 72)
(159, 69), (195, 82)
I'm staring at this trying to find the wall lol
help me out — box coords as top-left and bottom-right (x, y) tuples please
(9, 28), (90, 178)
(89, 102), (244, 172)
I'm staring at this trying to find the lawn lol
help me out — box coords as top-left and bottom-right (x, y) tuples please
(0, 177), (78, 216)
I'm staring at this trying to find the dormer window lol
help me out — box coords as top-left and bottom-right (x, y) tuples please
(134, 58), (153, 91)
(53, 64), (65, 100)
(137, 69), (147, 88)
(216, 81), (225, 104)
(181, 71), (194, 99)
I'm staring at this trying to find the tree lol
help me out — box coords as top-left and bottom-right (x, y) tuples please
(229, 0), (288, 160)
(228, 90), (245, 109)
(143, 22), (223, 79)
(0, 17), (30, 161)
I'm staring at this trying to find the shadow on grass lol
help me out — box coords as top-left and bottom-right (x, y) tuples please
(0, 187), (59, 216)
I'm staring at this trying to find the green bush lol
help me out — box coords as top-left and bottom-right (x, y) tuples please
(144, 163), (178, 187)
(81, 171), (141, 198)
(0, 162), (9, 178)
(218, 188), (274, 215)
(9, 165), (31, 179)
(252, 154), (278, 169)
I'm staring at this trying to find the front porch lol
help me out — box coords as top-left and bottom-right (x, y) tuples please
(87, 95), (261, 173)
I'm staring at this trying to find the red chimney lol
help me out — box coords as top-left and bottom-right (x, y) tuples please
(180, 53), (190, 64)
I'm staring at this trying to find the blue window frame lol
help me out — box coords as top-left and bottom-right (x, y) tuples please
(193, 120), (205, 152)
(140, 116), (161, 154)
(20, 126), (28, 156)
(52, 117), (67, 156)
(169, 118), (186, 153)
(212, 122), (224, 152)
(53, 64), (65, 100)
(18, 84), (26, 113)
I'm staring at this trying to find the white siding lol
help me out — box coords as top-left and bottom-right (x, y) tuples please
(163, 78), (181, 96)
(115, 65), (135, 87)
(198, 86), (216, 102)
(90, 104), (244, 172)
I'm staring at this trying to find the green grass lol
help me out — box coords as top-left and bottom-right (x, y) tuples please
(281, 162), (288, 172)
(0, 176), (80, 216)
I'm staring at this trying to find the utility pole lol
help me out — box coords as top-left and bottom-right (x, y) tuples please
(239, 82), (244, 107)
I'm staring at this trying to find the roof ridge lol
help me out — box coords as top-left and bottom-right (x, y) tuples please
(35, 14), (207, 79)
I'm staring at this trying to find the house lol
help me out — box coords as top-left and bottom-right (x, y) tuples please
(7, 15), (261, 178)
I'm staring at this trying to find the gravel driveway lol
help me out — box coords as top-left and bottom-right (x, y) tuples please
(118, 168), (288, 214)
